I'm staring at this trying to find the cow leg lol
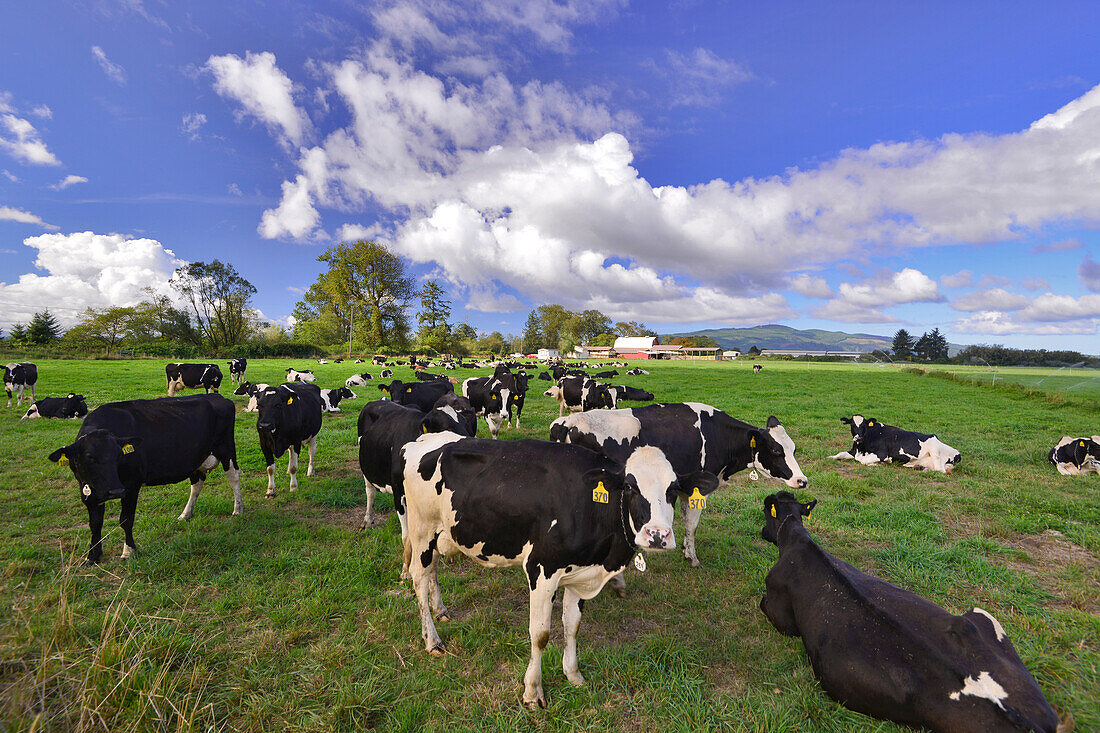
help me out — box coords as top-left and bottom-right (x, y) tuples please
(558, 402), (565, 418)
(682, 500), (703, 567)
(265, 463), (276, 497)
(178, 474), (205, 521)
(120, 488), (139, 559)
(410, 534), (445, 655)
(361, 475), (376, 529)
(828, 450), (853, 460)
(85, 502), (105, 566)
(856, 453), (882, 465)
(561, 588), (585, 686)
(428, 551), (450, 622)
(760, 590), (799, 637)
(487, 415), (501, 439)
(305, 435), (317, 477)
(288, 446), (300, 492)
(523, 573), (556, 709)
(227, 460), (243, 516)
(5, 388), (11, 407)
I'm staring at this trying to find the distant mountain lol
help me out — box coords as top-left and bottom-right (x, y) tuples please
(663, 324), (894, 352)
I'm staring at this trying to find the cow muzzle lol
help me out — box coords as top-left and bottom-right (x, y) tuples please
(787, 475), (808, 489)
(638, 525), (674, 550)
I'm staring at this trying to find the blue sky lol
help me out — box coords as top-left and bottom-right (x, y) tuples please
(1, 1), (1099, 350)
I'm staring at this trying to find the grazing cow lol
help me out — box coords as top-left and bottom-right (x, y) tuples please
(400, 434), (719, 708)
(380, 369), (393, 378)
(22, 393), (88, 419)
(227, 358), (247, 384)
(544, 375), (614, 417)
(166, 363), (222, 396)
(48, 394), (242, 565)
(232, 381), (271, 412)
(356, 399), (476, 531)
(607, 385), (655, 404)
(1048, 436), (1100, 475)
(461, 375), (511, 438)
(320, 386), (356, 412)
(626, 367), (650, 376)
(752, 364), (763, 373)
(759, 492), (1068, 733)
(285, 367), (316, 383)
(829, 415), (961, 474)
(3, 362), (37, 407)
(379, 379), (455, 412)
(345, 372), (373, 387)
(549, 403), (807, 567)
(256, 383), (323, 497)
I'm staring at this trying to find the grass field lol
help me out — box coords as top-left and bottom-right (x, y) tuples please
(916, 364), (1100, 397)
(1, 358), (1098, 731)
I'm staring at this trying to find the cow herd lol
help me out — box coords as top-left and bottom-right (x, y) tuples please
(7, 357), (1084, 730)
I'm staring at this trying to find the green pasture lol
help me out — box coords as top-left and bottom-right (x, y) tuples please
(1, 358), (1097, 731)
(917, 363), (1100, 397)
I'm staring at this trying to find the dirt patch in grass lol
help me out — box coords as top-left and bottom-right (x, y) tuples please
(1011, 529), (1099, 568)
(1001, 530), (1100, 613)
(314, 505), (381, 530)
(703, 660), (751, 697)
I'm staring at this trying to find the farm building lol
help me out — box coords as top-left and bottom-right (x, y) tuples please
(537, 348), (560, 359)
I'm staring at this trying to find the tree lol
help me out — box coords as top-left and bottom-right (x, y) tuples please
(478, 331), (505, 355)
(522, 310), (544, 352)
(170, 260), (257, 349)
(891, 329), (914, 360)
(614, 321), (657, 338)
(7, 323), (28, 346)
(67, 306), (136, 355)
(913, 332), (932, 361)
(590, 332), (617, 347)
(453, 322), (477, 340)
(747, 345), (761, 356)
(131, 288), (198, 344)
(570, 309), (612, 344)
(927, 327), (949, 360)
(27, 310), (62, 344)
(417, 280), (451, 332)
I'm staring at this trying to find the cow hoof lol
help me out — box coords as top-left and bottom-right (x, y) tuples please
(614, 586), (627, 599)
(307, 469), (315, 477)
(436, 612), (452, 623)
(565, 671), (585, 686)
(265, 491), (276, 498)
(427, 643), (447, 657)
(522, 696), (547, 710)
(83, 557), (101, 567)
(689, 558), (701, 568)
(232, 507), (243, 516)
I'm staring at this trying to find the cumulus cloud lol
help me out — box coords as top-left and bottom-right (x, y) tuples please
(813, 268), (943, 322)
(787, 273), (833, 299)
(205, 52), (311, 146)
(1079, 256), (1100, 292)
(91, 46), (127, 85)
(940, 270), (973, 288)
(1032, 238), (1083, 253)
(0, 111), (61, 165)
(953, 311), (1097, 335)
(32, 105), (52, 119)
(180, 112), (207, 141)
(0, 232), (184, 328)
(658, 47), (754, 107)
(0, 205), (59, 230)
(951, 287), (1029, 312)
(49, 174), (88, 190)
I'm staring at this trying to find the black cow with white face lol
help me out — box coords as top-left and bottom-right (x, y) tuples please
(1048, 436), (1100, 475)
(378, 378), (455, 412)
(256, 383), (323, 497)
(461, 375), (511, 438)
(227, 358), (247, 384)
(760, 492), (1067, 733)
(400, 434), (718, 708)
(166, 363), (222, 396)
(48, 394), (242, 565)
(830, 415), (961, 474)
(320, 386), (356, 412)
(549, 402), (807, 568)
(544, 375), (614, 417)
(22, 393), (88, 419)
(4, 362), (38, 406)
(488, 365), (528, 428)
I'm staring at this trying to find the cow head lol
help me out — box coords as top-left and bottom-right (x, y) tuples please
(336, 387), (355, 401)
(233, 381), (253, 396)
(748, 417), (808, 489)
(49, 430), (142, 504)
(1048, 436), (1100, 474)
(840, 415), (876, 444)
(256, 386), (297, 445)
(421, 404), (477, 437)
(66, 393), (88, 418)
(760, 491), (817, 544)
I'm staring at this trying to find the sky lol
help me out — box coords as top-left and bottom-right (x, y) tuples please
(1, 1), (1099, 351)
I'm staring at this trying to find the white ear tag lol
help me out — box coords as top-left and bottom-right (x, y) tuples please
(634, 553), (646, 572)
(749, 470), (759, 481)
(82, 484), (92, 497)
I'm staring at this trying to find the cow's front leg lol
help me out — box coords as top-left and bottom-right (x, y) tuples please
(360, 475), (377, 529)
(263, 447), (277, 498)
(226, 459), (243, 515)
(828, 451), (854, 460)
(561, 587), (585, 686)
(608, 572), (626, 598)
(305, 435), (317, 477)
(288, 445), (300, 492)
(523, 570), (555, 709)
(85, 501), (105, 566)
(682, 500), (703, 567)
(410, 534), (445, 655)
(119, 488), (140, 559)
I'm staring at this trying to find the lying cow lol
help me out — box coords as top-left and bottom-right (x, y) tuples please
(233, 381), (270, 412)
(227, 358), (247, 384)
(166, 363), (222, 396)
(593, 370), (619, 378)
(22, 393), (88, 419)
(48, 394), (242, 565)
(320, 386), (355, 412)
(760, 492), (1068, 733)
(1048, 436), (1100, 475)
(4, 362), (37, 406)
(550, 403), (806, 568)
(607, 385), (654, 404)
(400, 434), (719, 708)
(285, 367), (316, 383)
(829, 415), (961, 473)
(379, 378), (454, 412)
(626, 367), (649, 376)
(380, 369), (393, 378)
(346, 373), (373, 387)
(256, 383), (322, 497)
(372, 355), (387, 365)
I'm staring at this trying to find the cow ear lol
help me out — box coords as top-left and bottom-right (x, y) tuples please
(1075, 440), (1088, 464)
(48, 446), (71, 466)
(582, 467), (623, 498)
(840, 417), (852, 425)
(764, 494), (777, 518)
(802, 499), (818, 519)
(765, 415), (780, 429)
(677, 470), (719, 497)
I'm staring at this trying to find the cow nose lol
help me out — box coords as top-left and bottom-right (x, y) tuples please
(796, 477), (808, 488)
(787, 476), (808, 489)
(642, 525), (673, 549)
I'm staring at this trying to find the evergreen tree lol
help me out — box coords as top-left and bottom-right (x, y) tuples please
(417, 280), (451, 332)
(27, 310), (62, 344)
(913, 332), (932, 361)
(891, 329), (914, 359)
(747, 344), (761, 356)
(927, 327), (949, 360)
(522, 310), (544, 351)
(7, 323), (27, 346)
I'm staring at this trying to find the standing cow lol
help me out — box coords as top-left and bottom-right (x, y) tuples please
(48, 394), (242, 565)
(256, 383), (323, 497)
(227, 358), (247, 384)
(166, 363), (223, 396)
(4, 362), (37, 406)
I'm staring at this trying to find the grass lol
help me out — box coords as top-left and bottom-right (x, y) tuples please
(1, 358), (1098, 731)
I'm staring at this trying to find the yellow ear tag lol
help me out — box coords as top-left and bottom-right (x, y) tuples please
(770, 505), (777, 518)
(750, 436), (756, 448)
(58, 455), (69, 466)
(422, 424), (428, 434)
(806, 511), (812, 520)
(592, 481), (609, 504)
(122, 444), (134, 454)
(406, 387), (413, 392)
(287, 397), (293, 405)
(688, 487), (706, 511)
(868, 420), (874, 426)
(1081, 441), (1086, 448)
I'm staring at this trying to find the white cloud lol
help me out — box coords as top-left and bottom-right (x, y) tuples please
(1079, 256), (1100, 292)
(91, 46), (127, 85)
(813, 268), (943, 322)
(227, 182), (243, 196)
(940, 270), (973, 288)
(0, 112), (61, 165)
(205, 52), (310, 146)
(953, 311), (1097, 335)
(788, 273), (833, 299)
(1032, 238), (1082, 253)
(259, 174), (320, 239)
(659, 48), (754, 107)
(951, 287), (1029, 312)
(952, 289), (1100, 335)
(180, 112), (207, 141)
(0, 232), (185, 328)
(1017, 292), (1100, 322)
(49, 174), (88, 191)
(32, 105), (52, 119)
(1021, 277), (1050, 291)
(1, 169), (18, 182)
(0, 205), (59, 230)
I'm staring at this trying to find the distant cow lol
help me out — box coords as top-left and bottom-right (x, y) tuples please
(829, 415), (961, 473)
(318, 359), (328, 365)
(594, 370), (619, 378)
(380, 369), (393, 378)
(285, 367), (316, 383)
(759, 492), (1067, 733)
(607, 385), (654, 404)
(320, 386), (355, 412)
(544, 375), (614, 417)
(399, 434), (719, 707)
(256, 383), (323, 497)
(22, 393), (88, 419)
(166, 363), (222, 396)
(753, 364), (763, 373)
(227, 358), (247, 384)
(626, 367), (649, 376)
(379, 379), (454, 412)
(48, 394), (242, 565)
(232, 381), (270, 412)
(4, 362), (37, 406)
(1048, 436), (1100, 475)
(372, 355), (387, 365)
(537, 371), (552, 381)
(346, 372), (373, 387)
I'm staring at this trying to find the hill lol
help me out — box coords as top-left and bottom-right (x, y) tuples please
(663, 324), (894, 352)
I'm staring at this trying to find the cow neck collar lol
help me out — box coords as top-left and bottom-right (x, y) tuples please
(776, 514), (808, 546)
(616, 489), (637, 551)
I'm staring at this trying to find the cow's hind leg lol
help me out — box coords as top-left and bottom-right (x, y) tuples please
(306, 435), (317, 477)
(226, 459), (243, 515)
(179, 474), (205, 521)
(288, 446), (300, 492)
(120, 488), (140, 559)
(609, 572), (626, 598)
(682, 500), (703, 567)
(410, 534), (445, 655)
(523, 569), (556, 709)
(360, 475), (377, 528)
(561, 587), (585, 686)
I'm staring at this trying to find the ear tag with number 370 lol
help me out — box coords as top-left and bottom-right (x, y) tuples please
(688, 487), (707, 511)
(749, 470), (759, 481)
(634, 553), (646, 572)
(592, 481), (609, 504)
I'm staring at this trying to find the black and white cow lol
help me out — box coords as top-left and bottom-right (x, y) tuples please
(549, 403), (807, 567)
(378, 379), (455, 412)
(399, 434), (719, 708)
(48, 394), (242, 565)
(1048, 436), (1100, 475)
(626, 367), (650, 376)
(166, 363), (222, 396)
(372, 355), (387, 365)
(380, 369), (393, 378)
(829, 415), (961, 473)
(320, 386), (355, 412)
(607, 385), (655, 404)
(256, 383), (323, 497)
(285, 367), (316, 383)
(433, 392), (478, 437)
(318, 358), (328, 365)
(488, 365), (528, 428)
(4, 362), (37, 406)
(537, 371), (552, 381)
(753, 364), (763, 373)
(594, 370), (619, 378)
(356, 399), (476, 531)
(232, 381), (271, 412)
(227, 358), (247, 385)
(461, 375), (512, 438)
(22, 393), (88, 419)
(346, 372), (373, 387)
(759, 492), (1068, 733)
(544, 375), (614, 417)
